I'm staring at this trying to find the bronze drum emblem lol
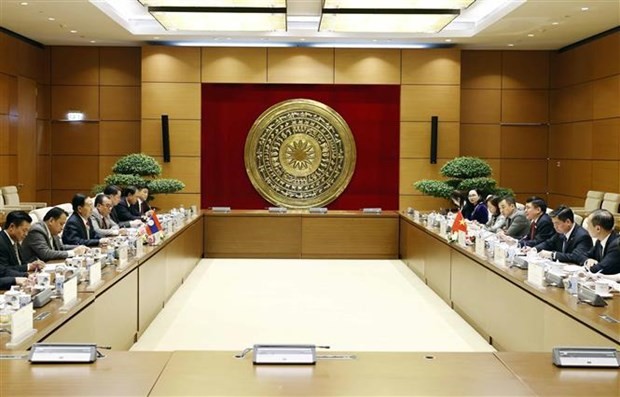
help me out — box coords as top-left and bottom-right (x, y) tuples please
(244, 99), (356, 209)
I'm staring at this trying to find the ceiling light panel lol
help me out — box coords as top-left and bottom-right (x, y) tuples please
(323, 0), (475, 9)
(320, 12), (459, 34)
(139, 0), (285, 6)
(150, 8), (286, 31)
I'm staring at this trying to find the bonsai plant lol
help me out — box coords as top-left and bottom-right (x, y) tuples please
(414, 156), (512, 199)
(93, 153), (185, 202)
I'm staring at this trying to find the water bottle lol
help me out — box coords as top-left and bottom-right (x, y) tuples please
(55, 273), (65, 297)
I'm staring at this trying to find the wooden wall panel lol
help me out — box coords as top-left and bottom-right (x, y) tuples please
(460, 89), (501, 124)
(142, 47), (201, 83)
(17, 77), (38, 200)
(37, 155), (51, 190)
(400, 122), (459, 159)
(36, 83), (50, 120)
(153, 156), (200, 193)
(547, 160), (591, 198)
(591, 161), (619, 193)
(460, 124), (500, 158)
(267, 48), (334, 83)
(548, 194), (584, 209)
(0, 115), (9, 155)
(51, 156), (99, 190)
(402, 49), (460, 85)
(141, 119), (200, 157)
(99, 155), (122, 183)
(592, 75), (620, 119)
(51, 86), (99, 120)
(400, 159), (446, 195)
(99, 121), (140, 156)
(401, 85), (460, 122)
(399, 195), (449, 212)
(550, 83), (593, 123)
(37, 120), (50, 155)
(501, 90), (549, 123)
(591, 32), (620, 79)
(141, 83), (201, 120)
(51, 47), (99, 85)
(461, 51), (501, 89)
(0, 34), (19, 76)
(201, 47), (267, 83)
(0, 156), (17, 186)
(51, 122), (99, 155)
(500, 159), (547, 193)
(592, 118), (620, 160)
(548, 122), (592, 160)
(502, 51), (549, 89)
(100, 47), (141, 86)
(0, 73), (17, 116)
(501, 126), (548, 159)
(150, 193), (201, 212)
(334, 49), (401, 84)
(100, 86), (141, 120)
(18, 40), (45, 82)
(51, 190), (79, 206)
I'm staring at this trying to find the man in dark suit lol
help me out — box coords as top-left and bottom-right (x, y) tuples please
(584, 209), (620, 275)
(519, 196), (555, 247)
(534, 206), (593, 264)
(0, 211), (42, 290)
(62, 194), (108, 247)
(21, 207), (88, 263)
(131, 185), (153, 217)
(115, 186), (144, 224)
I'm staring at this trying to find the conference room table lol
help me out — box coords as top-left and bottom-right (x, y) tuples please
(2, 350), (618, 396)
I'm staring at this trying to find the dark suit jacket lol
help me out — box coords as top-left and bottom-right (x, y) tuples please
(131, 199), (151, 217)
(0, 276), (18, 290)
(110, 206), (131, 228)
(115, 198), (142, 222)
(520, 213), (555, 247)
(21, 221), (76, 263)
(62, 213), (101, 247)
(0, 231), (28, 281)
(534, 224), (593, 264)
(587, 232), (620, 274)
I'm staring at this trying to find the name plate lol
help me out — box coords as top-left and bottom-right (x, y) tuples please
(117, 245), (128, 269)
(309, 207), (328, 214)
(253, 344), (316, 365)
(528, 261), (546, 287)
(413, 211), (420, 222)
(10, 303), (34, 345)
(268, 207), (287, 213)
(362, 208), (382, 214)
(494, 246), (506, 267)
(439, 220), (447, 237)
(63, 276), (78, 305)
(135, 238), (144, 257)
(89, 262), (102, 288)
(475, 236), (485, 256)
(211, 206), (231, 213)
(457, 230), (466, 246)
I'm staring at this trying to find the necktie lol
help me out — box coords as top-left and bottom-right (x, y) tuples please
(14, 243), (22, 266)
(529, 222), (536, 239)
(101, 216), (107, 229)
(594, 240), (603, 261)
(561, 235), (567, 253)
(85, 220), (90, 239)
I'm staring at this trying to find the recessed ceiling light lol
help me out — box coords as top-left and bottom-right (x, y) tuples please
(90, 40), (96, 43)
(70, 30), (77, 33)
(445, 39), (452, 42)
(581, 7), (589, 11)
(48, 17), (55, 21)
(20, 2), (28, 6)
(551, 22), (559, 25)
(153, 36), (160, 39)
(507, 43), (514, 47)
(527, 33), (534, 37)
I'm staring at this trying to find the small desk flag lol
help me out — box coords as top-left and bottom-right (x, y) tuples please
(146, 212), (162, 235)
(452, 211), (468, 234)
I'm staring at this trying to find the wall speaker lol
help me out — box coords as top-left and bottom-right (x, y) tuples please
(161, 114), (170, 163)
(430, 116), (438, 164)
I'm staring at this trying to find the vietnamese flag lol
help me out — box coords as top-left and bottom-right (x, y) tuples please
(452, 211), (468, 234)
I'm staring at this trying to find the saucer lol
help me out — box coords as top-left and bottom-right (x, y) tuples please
(596, 292), (614, 299)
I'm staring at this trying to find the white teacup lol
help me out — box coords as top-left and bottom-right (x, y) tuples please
(594, 280), (611, 296)
(36, 273), (50, 287)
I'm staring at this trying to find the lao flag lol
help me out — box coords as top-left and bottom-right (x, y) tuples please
(146, 212), (162, 235)
(452, 211), (468, 234)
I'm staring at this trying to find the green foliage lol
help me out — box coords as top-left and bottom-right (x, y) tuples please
(147, 179), (186, 194)
(91, 184), (106, 195)
(414, 157), (512, 200)
(413, 180), (454, 199)
(96, 153), (184, 200)
(104, 174), (145, 187)
(440, 157), (492, 179)
(493, 186), (515, 198)
(457, 177), (497, 193)
(112, 153), (162, 176)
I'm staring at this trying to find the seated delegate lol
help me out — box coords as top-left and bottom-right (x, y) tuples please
(534, 206), (592, 264)
(0, 211), (43, 290)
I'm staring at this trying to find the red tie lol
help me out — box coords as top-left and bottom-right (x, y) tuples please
(529, 222), (536, 239)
